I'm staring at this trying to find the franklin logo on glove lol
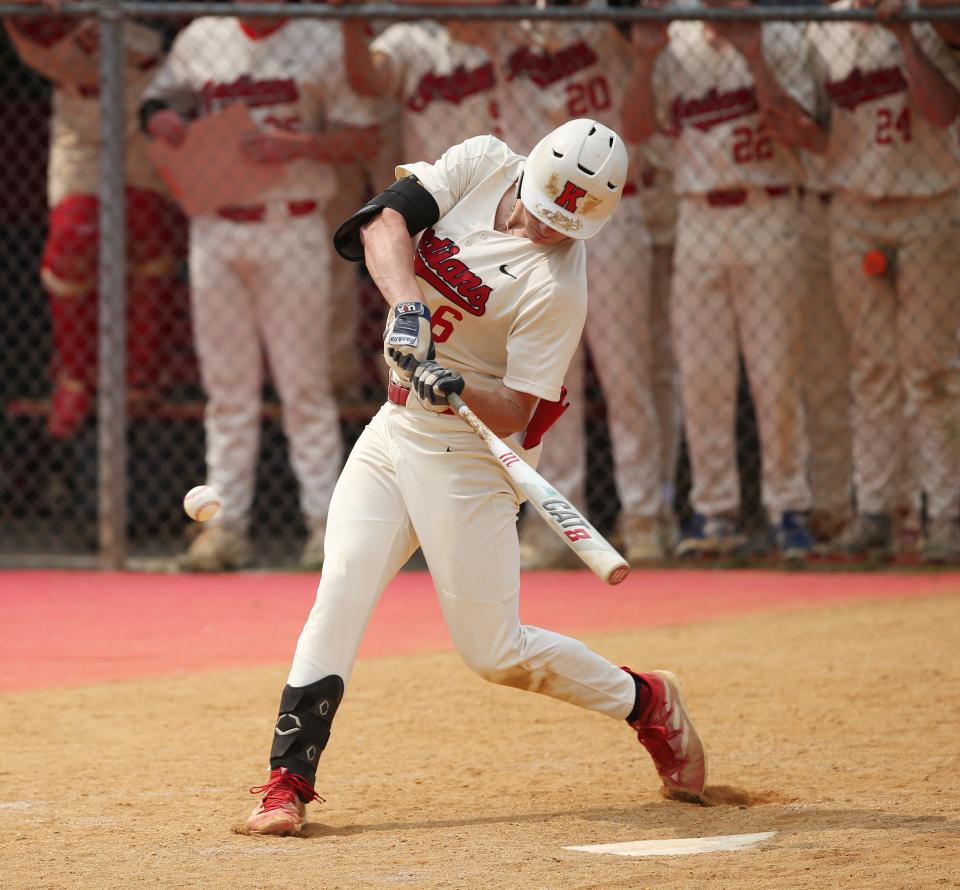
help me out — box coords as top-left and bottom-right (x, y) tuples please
(384, 301), (435, 382)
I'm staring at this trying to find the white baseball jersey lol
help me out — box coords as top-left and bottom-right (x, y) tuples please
(808, 7), (960, 197)
(372, 22), (500, 165)
(144, 18), (380, 206)
(6, 19), (165, 205)
(398, 134), (586, 402)
(653, 22), (814, 194)
(493, 11), (665, 520)
(494, 7), (640, 170)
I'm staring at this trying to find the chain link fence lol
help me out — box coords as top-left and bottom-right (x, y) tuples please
(1, 1), (958, 569)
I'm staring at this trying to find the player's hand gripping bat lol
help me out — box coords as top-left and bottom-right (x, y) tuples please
(446, 393), (630, 586)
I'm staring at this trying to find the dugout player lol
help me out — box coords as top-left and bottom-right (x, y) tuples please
(342, 9), (501, 166)
(491, 1), (679, 566)
(141, 1), (382, 570)
(4, 13), (185, 439)
(806, 1), (960, 562)
(623, 4), (819, 559)
(245, 120), (707, 835)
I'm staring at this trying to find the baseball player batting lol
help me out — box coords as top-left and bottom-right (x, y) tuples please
(624, 10), (818, 559)
(245, 120), (707, 835)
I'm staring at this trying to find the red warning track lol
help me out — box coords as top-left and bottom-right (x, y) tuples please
(1, 568), (957, 692)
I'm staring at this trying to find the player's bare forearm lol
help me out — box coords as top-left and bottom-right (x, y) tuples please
(761, 102), (828, 153)
(899, 30), (960, 126)
(305, 126), (381, 163)
(746, 54), (793, 114)
(459, 383), (538, 439)
(361, 209), (423, 307)
(342, 22), (392, 97)
(622, 58), (659, 143)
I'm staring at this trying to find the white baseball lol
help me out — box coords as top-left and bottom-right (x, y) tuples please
(183, 485), (221, 522)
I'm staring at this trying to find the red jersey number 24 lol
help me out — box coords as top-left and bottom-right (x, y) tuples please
(876, 107), (912, 145)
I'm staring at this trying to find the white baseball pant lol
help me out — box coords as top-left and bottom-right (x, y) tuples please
(189, 210), (343, 528)
(641, 168), (682, 510)
(286, 402), (637, 719)
(672, 189), (811, 520)
(324, 164), (367, 403)
(647, 241), (681, 511)
(799, 192), (853, 517)
(534, 192), (667, 522)
(829, 190), (960, 520)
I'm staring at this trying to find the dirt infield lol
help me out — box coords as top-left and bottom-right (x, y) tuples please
(1, 589), (958, 889)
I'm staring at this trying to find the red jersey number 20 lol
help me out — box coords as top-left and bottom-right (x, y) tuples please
(565, 76), (612, 117)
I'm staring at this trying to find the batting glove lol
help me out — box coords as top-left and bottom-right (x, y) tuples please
(412, 360), (465, 411)
(384, 301), (435, 383)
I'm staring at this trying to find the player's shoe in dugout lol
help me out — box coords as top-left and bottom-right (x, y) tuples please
(773, 511), (814, 561)
(182, 523), (253, 571)
(921, 518), (960, 564)
(675, 513), (747, 559)
(826, 512), (892, 560)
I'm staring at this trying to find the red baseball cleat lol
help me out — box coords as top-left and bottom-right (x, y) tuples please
(624, 669), (707, 797)
(247, 767), (321, 835)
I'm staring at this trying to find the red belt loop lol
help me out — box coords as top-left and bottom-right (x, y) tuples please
(217, 205), (266, 223)
(705, 186), (792, 208)
(288, 200), (318, 217)
(216, 200), (318, 223)
(705, 189), (748, 208)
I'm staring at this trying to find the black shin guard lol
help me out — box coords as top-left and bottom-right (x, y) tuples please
(269, 676), (344, 786)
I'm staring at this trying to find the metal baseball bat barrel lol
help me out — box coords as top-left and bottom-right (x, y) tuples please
(447, 394), (630, 586)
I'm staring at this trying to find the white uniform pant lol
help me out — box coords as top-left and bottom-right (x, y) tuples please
(323, 164), (367, 403)
(535, 193), (673, 520)
(640, 164), (683, 507)
(799, 193), (853, 516)
(190, 212), (342, 528)
(829, 191), (960, 520)
(287, 403), (637, 719)
(672, 191), (811, 519)
(648, 241), (682, 511)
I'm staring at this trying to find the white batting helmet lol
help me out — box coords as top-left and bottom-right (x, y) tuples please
(519, 119), (629, 240)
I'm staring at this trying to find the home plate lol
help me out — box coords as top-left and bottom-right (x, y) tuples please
(564, 831), (777, 858)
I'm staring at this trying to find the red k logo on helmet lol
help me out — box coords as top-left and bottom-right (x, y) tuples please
(555, 181), (588, 212)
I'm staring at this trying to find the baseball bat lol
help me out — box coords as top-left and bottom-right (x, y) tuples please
(447, 393), (630, 586)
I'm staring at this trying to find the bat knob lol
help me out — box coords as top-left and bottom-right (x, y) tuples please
(607, 563), (630, 585)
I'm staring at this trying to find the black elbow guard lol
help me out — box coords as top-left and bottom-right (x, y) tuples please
(332, 175), (440, 262)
